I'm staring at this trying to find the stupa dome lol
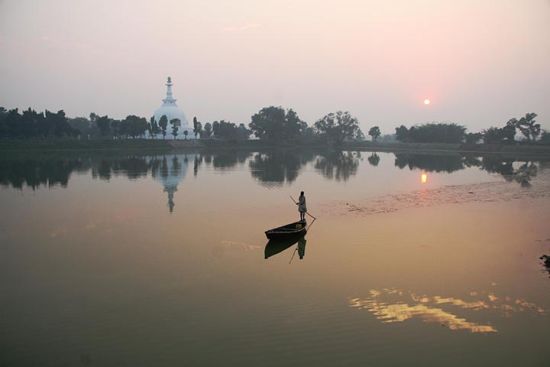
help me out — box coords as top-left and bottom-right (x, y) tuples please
(153, 77), (191, 137)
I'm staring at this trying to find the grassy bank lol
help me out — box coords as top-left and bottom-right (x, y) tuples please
(2, 138), (550, 157)
(343, 141), (550, 157)
(0, 138), (312, 153)
(0, 138), (174, 153)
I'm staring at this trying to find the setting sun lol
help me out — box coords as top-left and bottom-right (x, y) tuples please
(424, 98), (431, 105)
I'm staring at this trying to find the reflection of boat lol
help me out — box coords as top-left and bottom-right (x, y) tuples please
(541, 255), (550, 277)
(264, 236), (303, 259)
(298, 237), (306, 260)
(265, 221), (307, 240)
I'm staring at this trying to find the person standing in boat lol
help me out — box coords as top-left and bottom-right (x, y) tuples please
(297, 191), (307, 222)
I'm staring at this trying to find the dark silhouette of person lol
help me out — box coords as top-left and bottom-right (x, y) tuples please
(297, 191), (307, 222)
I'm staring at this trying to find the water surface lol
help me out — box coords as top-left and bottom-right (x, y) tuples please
(1, 150), (549, 366)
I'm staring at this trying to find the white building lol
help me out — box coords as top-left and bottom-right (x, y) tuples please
(153, 77), (191, 138)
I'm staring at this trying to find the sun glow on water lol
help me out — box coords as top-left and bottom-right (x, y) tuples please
(421, 173), (428, 184)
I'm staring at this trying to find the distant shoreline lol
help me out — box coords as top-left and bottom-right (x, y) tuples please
(344, 141), (550, 158)
(1, 138), (550, 158)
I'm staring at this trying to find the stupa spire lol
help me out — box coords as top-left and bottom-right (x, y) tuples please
(153, 76), (189, 135)
(162, 76), (177, 105)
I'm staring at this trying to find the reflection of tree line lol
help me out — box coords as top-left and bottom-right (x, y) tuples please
(91, 156), (179, 181)
(194, 150), (250, 172)
(196, 150), (361, 185)
(0, 150), (363, 189)
(395, 153), (466, 173)
(0, 158), (86, 189)
(313, 151), (362, 182)
(393, 153), (541, 187)
(0, 151), (546, 190)
(0, 155), (186, 189)
(249, 151), (315, 185)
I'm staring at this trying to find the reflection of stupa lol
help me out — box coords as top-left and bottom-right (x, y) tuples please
(151, 155), (191, 213)
(153, 77), (191, 138)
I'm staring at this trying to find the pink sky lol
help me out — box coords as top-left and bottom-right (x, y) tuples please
(1, 0), (549, 133)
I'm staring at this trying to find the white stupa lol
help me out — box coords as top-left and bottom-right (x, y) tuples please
(153, 77), (191, 138)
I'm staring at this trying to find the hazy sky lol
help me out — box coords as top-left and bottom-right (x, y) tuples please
(1, 0), (549, 133)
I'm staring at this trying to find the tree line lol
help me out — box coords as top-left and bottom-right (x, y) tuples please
(1, 105), (547, 145)
(0, 107), (78, 138)
(193, 107), (365, 145)
(391, 113), (548, 145)
(0, 105), (366, 145)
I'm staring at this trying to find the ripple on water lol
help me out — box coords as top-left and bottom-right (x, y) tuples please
(324, 173), (550, 216)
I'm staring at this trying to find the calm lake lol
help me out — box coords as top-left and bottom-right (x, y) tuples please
(1, 150), (549, 366)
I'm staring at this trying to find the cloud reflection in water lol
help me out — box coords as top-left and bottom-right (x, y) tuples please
(349, 288), (546, 333)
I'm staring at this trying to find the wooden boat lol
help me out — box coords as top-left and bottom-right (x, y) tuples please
(265, 220), (306, 240)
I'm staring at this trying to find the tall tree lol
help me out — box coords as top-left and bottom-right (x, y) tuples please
(395, 125), (409, 142)
(314, 111), (363, 145)
(237, 123), (251, 141)
(515, 113), (541, 142)
(502, 119), (517, 143)
(0, 107), (7, 137)
(120, 115), (147, 138)
(193, 116), (202, 138)
(159, 115), (168, 139)
(212, 121), (220, 138)
(68, 117), (95, 138)
(483, 121), (516, 144)
(45, 110), (76, 137)
(465, 132), (483, 144)
(170, 118), (181, 139)
(368, 126), (381, 141)
(95, 115), (111, 137)
(203, 122), (212, 138)
(148, 117), (157, 139)
(89, 113), (99, 125)
(483, 127), (505, 144)
(249, 106), (307, 143)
